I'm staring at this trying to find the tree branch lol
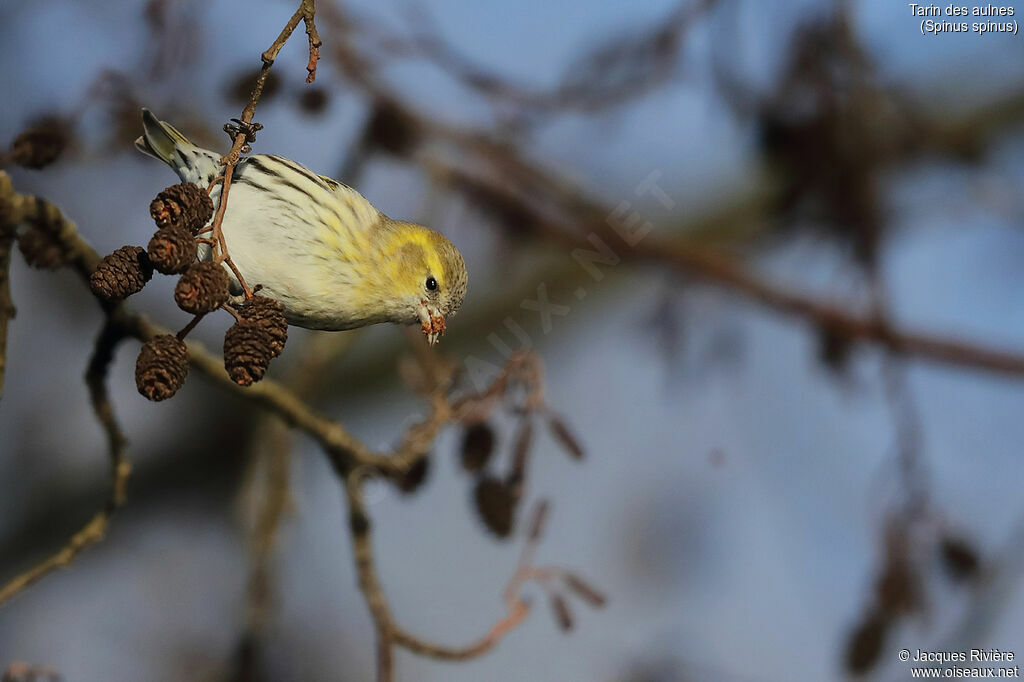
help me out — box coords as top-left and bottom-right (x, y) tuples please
(0, 320), (129, 605)
(434, 163), (1024, 378)
(344, 472), (550, 681)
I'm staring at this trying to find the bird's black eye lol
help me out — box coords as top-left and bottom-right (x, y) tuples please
(426, 276), (438, 291)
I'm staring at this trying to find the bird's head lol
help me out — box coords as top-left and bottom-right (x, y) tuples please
(383, 222), (467, 345)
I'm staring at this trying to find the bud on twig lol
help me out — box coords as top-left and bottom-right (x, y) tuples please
(460, 422), (495, 472)
(527, 500), (549, 541)
(297, 88), (330, 115)
(547, 414), (584, 460)
(549, 594), (574, 632)
(844, 610), (889, 675)
(818, 323), (853, 375)
(147, 225), (197, 274)
(365, 100), (420, 157)
(135, 334), (189, 401)
(564, 573), (606, 608)
(507, 419), (534, 489)
(874, 558), (920, 617)
(397, 456), (430, 494)
(89, 245), (154, 299)
(940, 535), (980, 583)
(174, 262), (230, 314)
(474, 476), (517, 538)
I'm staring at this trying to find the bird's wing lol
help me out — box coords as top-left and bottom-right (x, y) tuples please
(232, 154), (384, 260)
(316, 172), (385, 237)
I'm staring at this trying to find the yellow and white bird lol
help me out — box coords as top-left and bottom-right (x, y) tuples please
(135, 109), (466, 344)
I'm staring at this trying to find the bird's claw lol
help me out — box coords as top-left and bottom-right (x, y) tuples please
(223, 119), (264, 153)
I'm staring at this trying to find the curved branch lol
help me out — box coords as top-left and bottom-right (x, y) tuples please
(0, 320), (130, 605)
(344, 472), (537, 681)
(634, 237), (1024, 377)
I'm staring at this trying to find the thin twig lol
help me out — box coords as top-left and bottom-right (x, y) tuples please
(0, 320), (129, 605)
(175, 312), (206, 341)
(0, 206), (14, 400)
(338, 0), (715, 128)
(389, 604), (531, 661)
(234, 334), (358, 663)
(344, 474), (397, 680)
(238, 421), (292, 647)
(301, 0), (322, 83)
(344, 472), (542, 676)
(207, 0), (320, 299)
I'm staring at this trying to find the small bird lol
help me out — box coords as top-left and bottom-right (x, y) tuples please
(135, 109), (466, 344)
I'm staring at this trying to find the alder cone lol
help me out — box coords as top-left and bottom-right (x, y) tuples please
(17, 227), (65, 269)
(236, 295), (288, 357)
(844, 611), (889, 675)
(174, 261), (230, 314)
(297, 87), (329, 115)
(365, 100), (420, 157)
(147, 225), (197, 274)
(460, 422), (495, 472)
(14, 197), (69, 269)
(473, 476), (517, 538)
(136, 334), (189, 401)
(150, 183), (214, 235)
(10, 118), (70, 169)
(874, 560), (920, 617)
(397, 456), (430, 494)
(89, 245), (154, 299)
(223, 320), (274, 386)
(939, 535), (980, 583)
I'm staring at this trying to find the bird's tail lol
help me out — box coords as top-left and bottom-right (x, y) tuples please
(135, 108), (221, 185)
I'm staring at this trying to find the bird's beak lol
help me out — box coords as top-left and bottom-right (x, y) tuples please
(418, 303), (446, 346)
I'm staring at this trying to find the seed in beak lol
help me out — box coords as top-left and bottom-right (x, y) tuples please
(418, 303), (446, 345)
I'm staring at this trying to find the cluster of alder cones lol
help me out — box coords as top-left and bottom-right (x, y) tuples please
(88, 182), (288, 401)
(460, 415), (583, 538)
